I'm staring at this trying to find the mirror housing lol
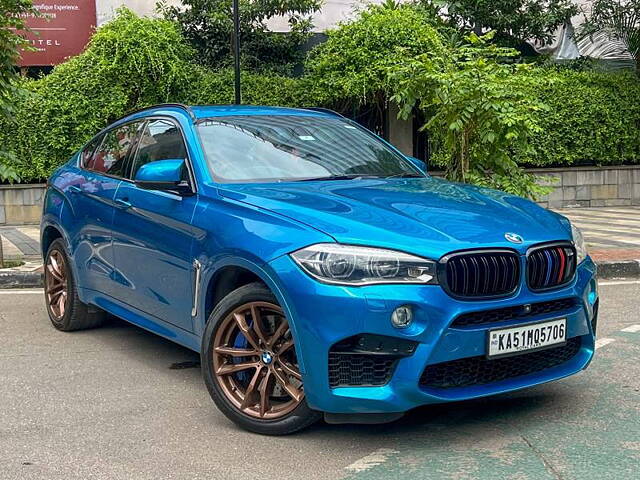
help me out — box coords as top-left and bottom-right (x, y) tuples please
(134, 159), (192, 194)
(406, 156), (427, 174)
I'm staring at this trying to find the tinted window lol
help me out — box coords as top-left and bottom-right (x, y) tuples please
(131, 120), (187, 180)
(196, 115), (421, 183)
(81, 135), (103, 168)
(88, 122), (142, 176)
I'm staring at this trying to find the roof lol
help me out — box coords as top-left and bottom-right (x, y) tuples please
(116, 104), (339, 125)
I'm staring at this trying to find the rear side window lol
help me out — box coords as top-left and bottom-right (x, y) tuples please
(130, 120), (187, 180)
(87, 121), (143, 177)
(80, 135), (103, 168)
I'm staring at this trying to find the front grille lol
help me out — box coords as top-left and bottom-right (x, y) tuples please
(527, 244), (576, 290)
(451, 298), (578, 328)
(419, 337), (582, 389)
(328, 353), (397, 388)
(441, 250), (520, 298)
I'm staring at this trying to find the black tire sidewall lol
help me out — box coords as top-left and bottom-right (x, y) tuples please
(201, 282), (320, 435)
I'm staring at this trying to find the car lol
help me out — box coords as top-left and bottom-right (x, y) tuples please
(41, 103), (599, 435)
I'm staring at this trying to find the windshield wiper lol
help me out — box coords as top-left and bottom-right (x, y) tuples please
(385, 172), (425, 179)
(292, 174), (384, 182)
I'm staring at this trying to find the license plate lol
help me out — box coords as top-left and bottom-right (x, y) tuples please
(487, 318), (566, 358)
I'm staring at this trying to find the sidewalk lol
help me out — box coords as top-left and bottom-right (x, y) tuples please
(1, 207), (639, 287)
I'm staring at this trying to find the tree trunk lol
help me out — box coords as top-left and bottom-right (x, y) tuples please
(0, 233), (4, 269)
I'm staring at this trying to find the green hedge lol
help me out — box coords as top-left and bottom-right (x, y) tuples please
(1, 7), (639, 183)
(0, 9), (316, 181)
(519, 69), (640, 167)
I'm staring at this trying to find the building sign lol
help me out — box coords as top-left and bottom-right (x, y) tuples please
(18, 1), (97, 66)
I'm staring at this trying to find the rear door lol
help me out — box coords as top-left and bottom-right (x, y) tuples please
(60, 121), (143, 295)
(111, 118), (198, 331)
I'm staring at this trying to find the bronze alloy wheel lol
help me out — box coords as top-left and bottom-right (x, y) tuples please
(45, 249), (68, 320)
(212, 301), (304, 420)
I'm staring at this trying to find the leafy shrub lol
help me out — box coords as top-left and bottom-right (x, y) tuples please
(392, 32), (552, 199)
(306, 3), (446, 107)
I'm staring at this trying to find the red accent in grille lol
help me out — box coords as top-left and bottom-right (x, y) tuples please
(557, 247), (566, 283)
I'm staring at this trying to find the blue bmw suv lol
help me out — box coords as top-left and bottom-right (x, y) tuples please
(41, 104), (599, 434)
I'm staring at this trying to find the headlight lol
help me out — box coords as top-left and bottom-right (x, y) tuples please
(290, 243), (438, 286)
(571, 223), (587, 264)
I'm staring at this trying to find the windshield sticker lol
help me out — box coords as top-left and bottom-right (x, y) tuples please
(298, 135), (315, 141)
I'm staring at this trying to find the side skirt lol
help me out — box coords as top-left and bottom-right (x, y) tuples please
(80, 288), (201, 352)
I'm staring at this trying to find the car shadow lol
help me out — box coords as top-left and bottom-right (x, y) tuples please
(96, 315), (568, 438)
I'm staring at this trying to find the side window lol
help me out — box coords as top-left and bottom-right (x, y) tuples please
(81, 135), (103, 168)
(88, 122), (143, 177)
(130, 120), (188, 180)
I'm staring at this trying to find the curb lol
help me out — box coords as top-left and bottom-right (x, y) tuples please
(0, 270), (44, 289)
(0, 260), (638, 289)
(596, 259), (640, 280)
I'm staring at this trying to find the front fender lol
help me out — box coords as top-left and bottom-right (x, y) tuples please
(194, 254), (309, 374)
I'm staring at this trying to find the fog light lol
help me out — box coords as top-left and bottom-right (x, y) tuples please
(391, 305), (413, 328)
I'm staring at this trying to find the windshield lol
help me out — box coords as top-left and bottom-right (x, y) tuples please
(196, 115), (422, 183)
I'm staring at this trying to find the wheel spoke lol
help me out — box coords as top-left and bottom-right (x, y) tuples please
(269, 319), (289, 348)
(233, 313), (260, 350)
(257, 369), (273, 417)
(49, 289), (64, 305)
(250, 305), (270, 347)
(277, 359), (302, 380)
(278, 338), (295, 354)
(214, 346), (258, 358)
(240, 366), (264, 410)
(216, 360), (259, 376)
(47, 264), (64, 282)
(56, 291), (65, 315)
(272, 365), (303, 403)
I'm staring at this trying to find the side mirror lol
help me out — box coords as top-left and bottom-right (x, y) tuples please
(406, 156), (427, 174)
(135, 159), (192, 194)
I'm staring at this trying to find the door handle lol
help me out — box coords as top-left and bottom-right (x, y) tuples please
(115, 198), (132, 209)
(68, 185), (81, 194)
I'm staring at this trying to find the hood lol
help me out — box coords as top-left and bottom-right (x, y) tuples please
(218, 177), (571, 260)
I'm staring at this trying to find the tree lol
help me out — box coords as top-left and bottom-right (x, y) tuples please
(305, 3), (445, 127)
(428, 0), (578, 47)
(161, 0), (321, 74)
(0, 0), (35, 182)
(581, 0), (640, 71)
(392, 33), (552, 199)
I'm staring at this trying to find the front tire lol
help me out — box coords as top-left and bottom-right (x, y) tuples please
(44, 238), (105, 331)
(202, 282), (321, 435)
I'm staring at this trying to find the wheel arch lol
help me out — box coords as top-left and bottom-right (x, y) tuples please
(197, 256), (307, 374)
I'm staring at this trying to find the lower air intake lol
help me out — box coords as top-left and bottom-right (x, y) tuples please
(419, 337), (582, 389)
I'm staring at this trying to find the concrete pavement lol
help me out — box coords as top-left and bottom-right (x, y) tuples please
(1, 280), (639, 480)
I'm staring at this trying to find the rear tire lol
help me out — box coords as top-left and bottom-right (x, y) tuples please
(202, 282), (321, 435)
(44, 238), (105, 331)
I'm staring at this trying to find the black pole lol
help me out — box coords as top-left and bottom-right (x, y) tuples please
(232, 0), (241, 104)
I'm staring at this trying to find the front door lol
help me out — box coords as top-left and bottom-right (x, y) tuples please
(111, 119), (197, 332)
(60, 121), (141, 295)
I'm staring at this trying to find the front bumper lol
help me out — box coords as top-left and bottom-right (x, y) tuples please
(268, 254), (598, 414)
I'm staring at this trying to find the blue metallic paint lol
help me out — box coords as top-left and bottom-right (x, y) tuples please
(41, 104), (598, 416)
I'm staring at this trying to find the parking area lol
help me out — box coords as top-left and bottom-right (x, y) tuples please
(1, 280), (639, 480)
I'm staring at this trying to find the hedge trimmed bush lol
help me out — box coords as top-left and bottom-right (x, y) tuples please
(0, 9), (314, 181)
(518, 69), (640, 167)
(1, 6), (639, 184)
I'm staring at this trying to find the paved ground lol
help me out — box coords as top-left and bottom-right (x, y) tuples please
(1, 280), (639, 480)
